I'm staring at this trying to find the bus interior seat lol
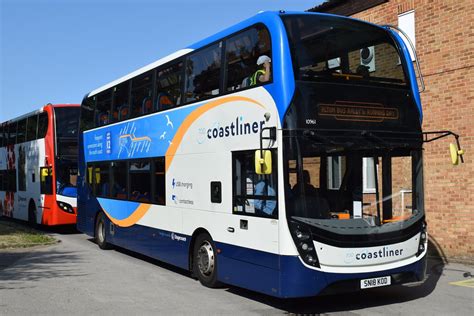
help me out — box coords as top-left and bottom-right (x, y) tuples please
(98, 113), (109, 126)
(142, 97), (153, 115)
(112, 110), (119, 122)
(156, 92), (174, 110)
(119, 105), (129, 120)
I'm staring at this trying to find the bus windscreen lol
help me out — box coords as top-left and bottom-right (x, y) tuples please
(282, 15), (407, 87)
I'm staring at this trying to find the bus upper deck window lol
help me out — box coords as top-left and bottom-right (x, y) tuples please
(225, 25), (272, 92)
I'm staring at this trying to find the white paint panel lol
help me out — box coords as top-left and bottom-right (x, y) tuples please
(315, 233), (420, 268)
(56, 194), (77, 208)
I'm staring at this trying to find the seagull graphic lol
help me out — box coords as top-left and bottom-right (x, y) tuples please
(160, 131), (167, 139)
(165, 115), (174, 129)
(168, 140), (173, 145)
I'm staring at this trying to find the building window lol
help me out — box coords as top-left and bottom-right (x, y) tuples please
(327, 156), (342, 190)
(363, 157), (376, 193)
(398, 10), (416, 61)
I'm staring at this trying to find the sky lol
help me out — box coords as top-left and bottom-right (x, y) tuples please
(0, 0), (324, 121)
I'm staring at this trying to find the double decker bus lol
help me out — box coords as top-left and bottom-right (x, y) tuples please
(77, 12), (463, 298)
(0, 103), (80, 226)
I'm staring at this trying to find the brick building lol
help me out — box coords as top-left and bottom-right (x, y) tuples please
(308, 0), (473, 262)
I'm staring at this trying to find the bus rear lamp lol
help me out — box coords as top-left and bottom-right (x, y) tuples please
(57, 201), (74, 214)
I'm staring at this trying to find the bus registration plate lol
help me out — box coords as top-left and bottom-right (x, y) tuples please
(360, 276), (391, 289)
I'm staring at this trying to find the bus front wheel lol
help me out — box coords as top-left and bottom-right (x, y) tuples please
(193, 233), (220, 288)
(95, 212), (112, 250)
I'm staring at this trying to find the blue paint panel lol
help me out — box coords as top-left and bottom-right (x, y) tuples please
(389, 29), (423, 122)
(217, 250), (281, 297)
(84, 106), (195, 162)
(279, 256), (426, 298)
(107, 220), (190, 270)
(216, 241), (279, 270)
(96, 198), (141, 221)
(215, 241), (426, 298)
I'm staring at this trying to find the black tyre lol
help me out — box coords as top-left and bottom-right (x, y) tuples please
(193, 233), (220, 288)
(95, 212), (112, 250)
(28, 201), (38, 228)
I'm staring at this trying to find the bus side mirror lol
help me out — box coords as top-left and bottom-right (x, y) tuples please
(255, 150), (272, 175)
(450, 143), (465, 165)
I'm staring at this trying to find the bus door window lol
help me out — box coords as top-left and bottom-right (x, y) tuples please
(37, 112), (49, 139)
(40, 166), (53, 195)
(184, 43), (221, 103)
(129, 160), (151, 202)
(111, 82), (130, 122)
(111, 161), (127, 199)
(155, 62), (183, 111)
(233, 150), (278, 218)
(26, 115), (38, 142)
(95, 91), (112, 127)
(131, 71), (153, 117)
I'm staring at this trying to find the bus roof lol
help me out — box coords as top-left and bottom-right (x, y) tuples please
(87, 11), (290, 98)
(1, 103), (80, 125)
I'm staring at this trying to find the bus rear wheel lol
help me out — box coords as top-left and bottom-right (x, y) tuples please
(95, 212), (112, 250)
(193, 233), (220, 288)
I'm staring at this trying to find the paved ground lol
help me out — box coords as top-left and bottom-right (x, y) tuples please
(0, 228), (473, 315)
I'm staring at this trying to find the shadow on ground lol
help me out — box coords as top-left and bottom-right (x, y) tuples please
(85, 236), (447, 314)
(0, 248), (86, 290)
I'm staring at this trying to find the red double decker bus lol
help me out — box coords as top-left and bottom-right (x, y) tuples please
(0, 103), (80, 225)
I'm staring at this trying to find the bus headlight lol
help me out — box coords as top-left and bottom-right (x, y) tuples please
(416, 221), (427, 257)
(57, 201), (74, 214)
(289, 221), (320, 268)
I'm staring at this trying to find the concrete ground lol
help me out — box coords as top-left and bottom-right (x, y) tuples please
(0, 229), (473, 315)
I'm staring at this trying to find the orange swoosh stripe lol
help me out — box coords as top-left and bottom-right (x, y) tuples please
(165, 96), (265, 171)
(103, 203), (151, 227)
(119, 134), (152, 142)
